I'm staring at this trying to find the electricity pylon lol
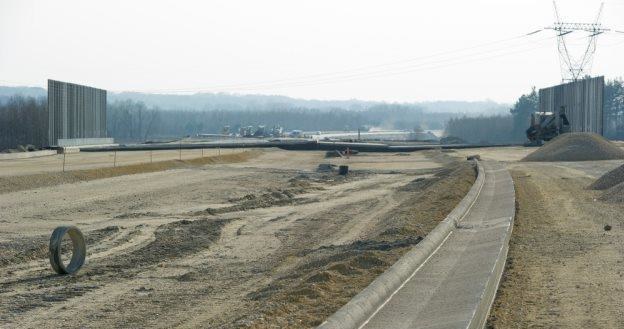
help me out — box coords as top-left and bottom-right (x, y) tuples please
(545, 1), (609, 81)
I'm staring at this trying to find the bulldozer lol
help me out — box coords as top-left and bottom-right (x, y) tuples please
(525, 106), (570, 145)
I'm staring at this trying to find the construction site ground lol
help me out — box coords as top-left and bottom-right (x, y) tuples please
(4, 146), (624, 328)
(457, 150), (624, 328)
(0, 148), (476, 328)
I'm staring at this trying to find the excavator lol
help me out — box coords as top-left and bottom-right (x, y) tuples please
(525, 106), (570, 145)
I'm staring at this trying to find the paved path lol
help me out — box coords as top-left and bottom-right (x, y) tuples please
(361, 161), (515, 329)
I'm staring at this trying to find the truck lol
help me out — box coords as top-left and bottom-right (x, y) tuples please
(525, 106), (570, 145)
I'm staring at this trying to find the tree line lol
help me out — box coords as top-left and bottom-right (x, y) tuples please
(604, 79), (624, 140)
(0, 96), (453, 149)
(106, 100), (453, 143)
(0, 96), (47, 150)
(445, 88), (538, 144)
(2, 78), (621, 150)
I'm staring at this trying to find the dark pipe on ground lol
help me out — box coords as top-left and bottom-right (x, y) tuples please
(79, 139), (518, 153)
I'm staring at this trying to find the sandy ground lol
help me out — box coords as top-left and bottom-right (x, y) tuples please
(0, 148), (242, 177)
(0, 148), (475, 328)
(486, 150), (624, 328)
(451, 146), (534, 162)
(226, 149), (445, 172)
(6, 144), (624, 328)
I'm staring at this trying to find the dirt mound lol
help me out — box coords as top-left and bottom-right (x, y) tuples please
(202, 188), (303, 215)
(598, 182), (624, 202)
(589, 163), (624, 190)
(317, 163), (337, 172)
(522, 133), (624, 162)
(351, 252), (386, 269)
(119, 218), (229, 268)
(306, 271), (335, 283)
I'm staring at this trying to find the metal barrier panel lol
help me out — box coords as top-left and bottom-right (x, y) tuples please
(56, 138), (115, 147)
(48, 79), (107, 146)
(539, 76), (604, 135)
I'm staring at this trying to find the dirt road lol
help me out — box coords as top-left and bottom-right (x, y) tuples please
(488, 159), (624, 328)
(0, 149), (474, 328)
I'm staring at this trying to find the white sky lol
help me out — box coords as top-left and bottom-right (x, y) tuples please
(1, 0), (623, 103)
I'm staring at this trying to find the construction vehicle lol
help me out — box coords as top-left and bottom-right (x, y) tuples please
(525, 106), (570, 145)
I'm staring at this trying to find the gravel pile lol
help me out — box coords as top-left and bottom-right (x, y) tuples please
(522, 133), (624, 162)
(599, 182), (624, 202)
(592, 161), (624, 201)
(589, 164), (624, 190)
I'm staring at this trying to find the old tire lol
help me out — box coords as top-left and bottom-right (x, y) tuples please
(49, 226), (86, 274)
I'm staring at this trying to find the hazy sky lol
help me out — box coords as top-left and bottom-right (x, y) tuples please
(1, 0), (623, 103)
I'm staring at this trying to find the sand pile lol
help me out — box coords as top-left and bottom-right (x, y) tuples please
(589, 164), (624, 190)
(590, 162), (624, 202)
(522, 133), (624, 162)
(599, 183), (624, 202)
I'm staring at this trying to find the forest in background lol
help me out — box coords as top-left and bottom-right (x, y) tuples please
(0, 86), (510, 114)
(0, 96), (47, 150)
(0, 94), (458, 149)
(106, 101), (455, 143)
(0, 86), (501, 149)
(1, 79), (622, 150)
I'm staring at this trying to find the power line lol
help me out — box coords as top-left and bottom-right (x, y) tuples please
(124, 32), (554, 94)
(4, 27), (610, 94)
(205, 39), (556, 92)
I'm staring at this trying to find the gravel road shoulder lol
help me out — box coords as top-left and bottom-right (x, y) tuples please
(488, 162), (624, 328)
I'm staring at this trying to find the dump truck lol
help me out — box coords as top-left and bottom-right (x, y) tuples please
(525, 106), (570, 145)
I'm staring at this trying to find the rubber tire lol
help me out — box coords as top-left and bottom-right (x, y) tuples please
(49, 226), (86, 274)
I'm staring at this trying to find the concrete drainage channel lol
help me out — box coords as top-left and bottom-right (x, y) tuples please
(318, 160), (516, 329)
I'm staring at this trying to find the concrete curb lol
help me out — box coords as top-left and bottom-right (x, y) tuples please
(318, 161), (486, 329)
(0, 150), (57, 160)
(467, 169), (516, 329)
